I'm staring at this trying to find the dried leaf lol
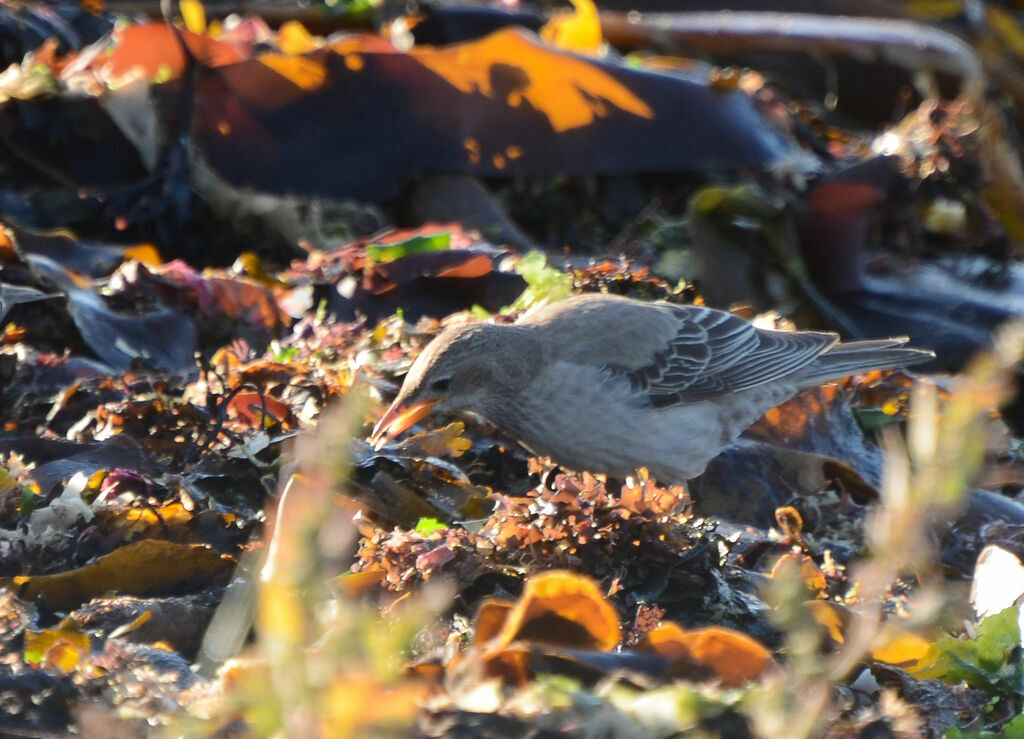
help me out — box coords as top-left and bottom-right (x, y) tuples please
(401, 422), (472, 459)
(771, 553), (827, 596)
(483, 570), (620, 654)
(641, 621), (772, 687)
(1, 540), (232, 612)
(473, 599), (515, 644)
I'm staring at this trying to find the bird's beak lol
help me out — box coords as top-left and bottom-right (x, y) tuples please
(370, 399), (438, 449)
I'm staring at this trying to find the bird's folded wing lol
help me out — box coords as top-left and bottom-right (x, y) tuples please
(614, 306), (837, 407)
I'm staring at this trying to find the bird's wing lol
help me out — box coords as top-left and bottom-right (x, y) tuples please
(615, 305), (838, 407)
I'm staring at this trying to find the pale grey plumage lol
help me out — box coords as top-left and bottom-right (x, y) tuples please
(373, 293), (934, 483)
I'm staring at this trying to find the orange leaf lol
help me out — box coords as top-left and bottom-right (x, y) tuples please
(102, 24), (244, 81)
(226, 390), (294, 428)
(414, 29), (652, 134)
(640, 621), (693, 661)
(335, 568), (386, 598)
(771, 552), (827, 596)
(123, 243), (162, 266)
(681, 627), (773, 687)
(473, 598), (514, 643)
(484, 570), (620, 654)
(323, 673), (427, 732)
(259, 54), (329, 92)
(95, 501), (196, 541)
(277, 20), (319, 56)
(642, 622), (772, 686)
(436, 254), (494, 279)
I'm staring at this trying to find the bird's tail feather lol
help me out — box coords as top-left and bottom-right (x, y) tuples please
(796, 339), (934, 390)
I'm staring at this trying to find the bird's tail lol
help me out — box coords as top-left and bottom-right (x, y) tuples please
(796, 338), (935, 390)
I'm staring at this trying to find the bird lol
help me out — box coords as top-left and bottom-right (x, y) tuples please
(370, 293), (934, 484)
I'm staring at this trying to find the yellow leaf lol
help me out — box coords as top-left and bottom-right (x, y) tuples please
(904, 0), (966, 19)
(108, 609), (153, 639)
(278, 21), (319, 56)
(404, 422), (471, 459)
(180, 0), (206, 34)
(323, 673), (425, 732)
(25, 620), (90, 672)
(806, 600), (849, 644)
(124, 243), (162, 266)
(258, 581), (306, 644)
(988, 6), (1024, 60)
(872, 629), (932, 667)
(541, 0), (603, 55)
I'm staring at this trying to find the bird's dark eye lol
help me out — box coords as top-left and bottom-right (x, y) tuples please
(429, 378), (451, 393)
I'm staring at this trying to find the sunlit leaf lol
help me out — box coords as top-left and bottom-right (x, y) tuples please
(642, 621), (772, 686)
(771, 553), (827, 596)
(540, 0), (602, 55)
(278, 20), (319, 55)
(334, 568), (386, 598)
(911, 606), (1023, 696)
(400, 422), (472, 459)
(872, 630), (932, 667)
(414, 517), (447, 535)
(226, 390), (294, 429)
(474, 599), (515, 643)
(1, 540), (232, 612)
(366, 233), (452, 263)
(507, 251), (574, 311)
(179, 0), (206, 34)
(259, 54), (329, 92)
(322, 672), (425, 733)
(102, 23), (244, 81)
(107, 610), (153, 639)
(483, 570), (620, 654)
(415, 29), (650, 134)
(24, 620), (91, 672)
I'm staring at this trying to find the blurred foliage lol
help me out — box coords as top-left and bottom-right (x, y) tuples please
(506, 251), (574, 311)
(913, 606), (1023, 701)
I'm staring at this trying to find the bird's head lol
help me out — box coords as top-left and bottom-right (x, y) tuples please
(369, 322), (538, 448)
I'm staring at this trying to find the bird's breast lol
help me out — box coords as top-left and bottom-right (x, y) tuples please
(496, 363), (801, 483)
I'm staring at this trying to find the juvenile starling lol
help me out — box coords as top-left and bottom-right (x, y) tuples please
(371, 293), (933, 483)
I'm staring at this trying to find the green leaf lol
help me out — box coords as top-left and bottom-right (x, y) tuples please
(366, 233), (451, 263)
(269, 340), (300, 363)
(19, 487), (38, 517)
(913, 607), (1023, 699)
(853, 407), (903, 434)
(414, 517), (447, 535)
(1004, 714), (1024, 739)
(505, 251), (574, 311)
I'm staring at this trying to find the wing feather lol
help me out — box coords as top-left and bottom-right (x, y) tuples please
(616, 306), (836, 408)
